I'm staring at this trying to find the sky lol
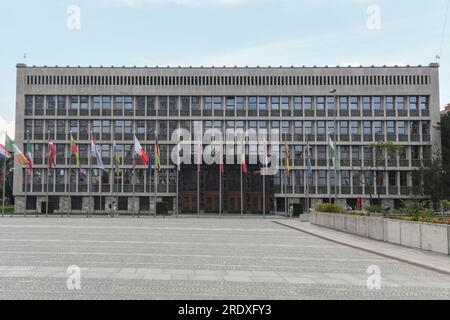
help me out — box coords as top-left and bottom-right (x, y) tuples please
(0, 0), (449, 139)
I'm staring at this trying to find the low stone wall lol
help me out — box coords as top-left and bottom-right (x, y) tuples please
(311, 212), (450, 255)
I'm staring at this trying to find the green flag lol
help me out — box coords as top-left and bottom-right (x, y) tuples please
(328, 133), (341, 172)
(5, 135), (14, 154)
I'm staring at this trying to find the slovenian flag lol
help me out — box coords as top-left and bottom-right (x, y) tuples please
(5, 134), (27, 166)
(240, 143), (247, 174)
(134, 135), (149, 166)
(48, 141), (57, 169)
(155, 137), (161, 172)
(70, 133), (80, 168)
(0, 144), (11, 161)
(91, 134), (104, 171)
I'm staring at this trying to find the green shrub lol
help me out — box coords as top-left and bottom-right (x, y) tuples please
(315, 203), (343, 213)
(400, 200), (429, 215)
(364, 204), (384, 214)
(441, 200), (450, 211)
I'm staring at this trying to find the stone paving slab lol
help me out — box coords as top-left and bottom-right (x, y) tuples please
(276, 220), (450, 275)
(0, 218), (449, 299)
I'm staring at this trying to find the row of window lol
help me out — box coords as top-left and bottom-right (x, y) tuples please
(21, 168), (415, 196)
(25, 95), (431, 117)
(24, 120), (432, 142)
(26, 73), (431, 87)
(26, 143), (430, 167)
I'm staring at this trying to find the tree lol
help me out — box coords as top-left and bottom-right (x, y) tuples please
(411, 148), (448, 204)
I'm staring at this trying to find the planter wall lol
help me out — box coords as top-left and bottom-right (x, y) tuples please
(311, 212), (450, 255)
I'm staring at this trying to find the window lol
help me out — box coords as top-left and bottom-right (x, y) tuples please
(249, 97), (257, 111)
(318, 170), (327, 186)
(327, 121), (335, 134)
(351, 121), (359, 134)
(213, 97), (222, 111)
(304, 97), (312, 110)
(363, 121), (372, 135)
(281, 97), (289, 110)
(350, 97), (358, 110)
(258, 97), (267, 112)
(317, 121), (325, 134)
(387, 121), (395, 134)
(236, 97), (244, 112)
(294, 121), (302, 135)
(339, 97), (348, 111)
(398, 121), (406, 135)
(204, 97), (212, 112)
(317, 97), (325, 111)
(102, 96), (111, 112)
(373, 96), (382, 111)
(304, 121), (313, 134)
(363, 97), (371, 110)
(125, 96), (134, 112)
(70, 96), (78, 110)
(386, 97), (394, 111)
(340, 121), (349, 135)
(409, 96), (418, 111)
(420, 96), (429, 110)
(80, 96), (88, 110)
(271, 97), (280, 111)
(397, 97), (405, 111)
(93, 96), (101, 111)
(374, 121), (382, 135)
(388, 172), (397, 187)
(294, 97), (302, 112)
(226, 97), (235, 111)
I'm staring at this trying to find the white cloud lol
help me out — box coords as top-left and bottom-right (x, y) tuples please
(0, 116), (15, 141)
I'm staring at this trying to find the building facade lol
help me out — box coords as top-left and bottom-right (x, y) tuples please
(14, 63), (441, 215)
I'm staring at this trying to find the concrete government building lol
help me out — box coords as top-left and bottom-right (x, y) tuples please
(13, 63), (441, 215)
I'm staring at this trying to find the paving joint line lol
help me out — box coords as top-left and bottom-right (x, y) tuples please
(272, 220), (450, 276)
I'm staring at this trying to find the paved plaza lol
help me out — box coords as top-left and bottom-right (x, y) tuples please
(0, 217), (449, 300)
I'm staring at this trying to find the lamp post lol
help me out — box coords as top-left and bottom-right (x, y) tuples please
(330, 89), (338, 205)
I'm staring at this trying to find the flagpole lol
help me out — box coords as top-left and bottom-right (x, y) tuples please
(2, 154), (6, 218)
(132, 134), (136, 219)
(154, 132), (158, 218)
(68, 133), (72, 218)
(24, 130), (29, 218)
(331, 89), (338, 205)
(240, 160), (243, 218)
(176, 156), (179, 218)
(219, 149), (222, 217)
(197, 130), (200, 217)
(46, 132), (50, 218)
(147, 146), (151, 217)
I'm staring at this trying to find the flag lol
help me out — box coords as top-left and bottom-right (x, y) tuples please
(328, 133), (341, 172)
(26, 138), (33, 171)
(220, 146), (224, 174)
(0, 144), (11, 160)
(285, 138), (291, 173)
(70, 133), (80, 168)
(90, 134), (104, 171)
(240, 142), (247, 174)
(48, 141), (56, 169)
(306, 137), (312, 177)
(134, 135), (149, 166)
(197, 132), (202, 173)
(113, 141), (121, 177)
(26, 138), (33, 181)
(155, 136), (161, 172)
(5, 135), (27, 166)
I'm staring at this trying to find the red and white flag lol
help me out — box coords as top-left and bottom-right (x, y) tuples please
(134, 135), (149, 166)
(48, 141), (57, 169)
